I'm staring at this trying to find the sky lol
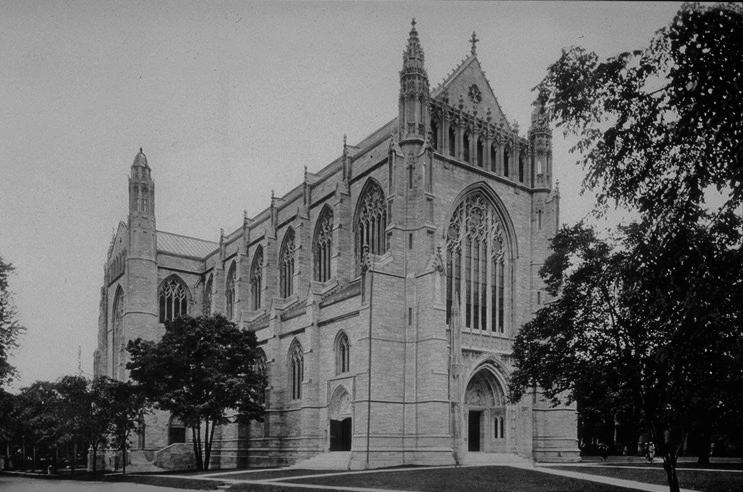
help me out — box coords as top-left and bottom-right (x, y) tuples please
(0, 1), (682, 390)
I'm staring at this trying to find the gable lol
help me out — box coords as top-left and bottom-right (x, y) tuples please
(432, 56), (511, 130)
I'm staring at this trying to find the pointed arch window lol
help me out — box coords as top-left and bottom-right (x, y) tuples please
(254, 348), (267, 405)
(226, 262), (236, 320)
(476, 137), (484, 167)
(279, 228), (295, 298)
(335, 331), (350, 375)
(503, 145), (511, 178)
(159, 276), (189, 323)
(445, 190), (508, 333)
(431, 118), (439, 150)
(111, 287), (125, 376)
(490, 144), (497, 172)
(463, 133), (471, 162)
(288, 339), (303, 400)
(314, 207), (334, 283)
(203, 274), (213, 315)
(448, 126), (456, 157)
(518, 151), (525, 183)
(355, 180), (387, 268)
(250, 246), (263, 310)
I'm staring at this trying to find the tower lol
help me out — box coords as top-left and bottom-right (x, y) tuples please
(120, 148), (158, 379)
(398, 19), (430, 144)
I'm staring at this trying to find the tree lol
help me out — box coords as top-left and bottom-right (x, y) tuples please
(99, 377), (147, 475)
(535, 3), (742, 222)
(0, 257), (26, 386)
(510, 215), (743, 492)
(127, 315), (265, 471)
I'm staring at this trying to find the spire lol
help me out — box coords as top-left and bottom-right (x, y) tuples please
(469, 31), (479, 56)
(402, 18), (425, 70)
(132, 147), (149, 168)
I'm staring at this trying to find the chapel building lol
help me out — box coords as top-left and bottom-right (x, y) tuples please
(94, 21), (578, 470)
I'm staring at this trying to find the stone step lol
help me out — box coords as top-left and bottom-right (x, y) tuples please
(290, 451), (352, 470)
(461, 452), (532, 466)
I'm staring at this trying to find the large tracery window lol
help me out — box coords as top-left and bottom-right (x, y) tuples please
(225, 262), (236, 320)
(355, 180), (387, 267)
(446, 191), (508, 333)
(335, 331), (350, 375)
(314, 207), (334, 282)
(279, 228), (295, 298)
(159, 276), (189, 323)
(288, 339), (303, 400)
(250, 246), (263, 310)
(203, 274), (213, 315)
(111, 287), (124, 376)
(254, 348), (267, 405)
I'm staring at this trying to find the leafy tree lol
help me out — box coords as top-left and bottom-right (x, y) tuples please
(13, 381), (62, 470)
(535, 3), (742, 222)
(510, 214), (743, 492)
(0, 256), (26, 386)
(99, 377), (147, 474)
(127, 315), (264, 471)
(54, 375), (91, 473)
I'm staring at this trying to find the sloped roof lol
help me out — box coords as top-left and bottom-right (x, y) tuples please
(157, 231), (217, 259)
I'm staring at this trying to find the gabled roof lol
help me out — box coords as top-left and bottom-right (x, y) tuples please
(157, 231), (217, 259)
(431, 54), (512, 131)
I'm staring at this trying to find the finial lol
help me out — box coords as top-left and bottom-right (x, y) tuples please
(243, 209), (248, 222)
(271, 189), (275, 201)
(411, 18), (416, 28)
(486, 107), (492, 122)
(304, 165), (308, 181)
(139, 147), (143, 153)
(470, 31), (479, 56)
(343, 133), (347, 148)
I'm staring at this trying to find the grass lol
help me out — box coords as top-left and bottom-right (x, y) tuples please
(553, 465), (743, 492)
(207, 469), (340, 480)
(272, 465), (645, 492)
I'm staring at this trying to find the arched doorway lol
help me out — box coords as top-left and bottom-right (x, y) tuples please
(328, 386), (352, 451)
(465, 367), (507, 452)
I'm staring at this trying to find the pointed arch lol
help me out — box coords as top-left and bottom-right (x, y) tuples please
(225, 261), (237, 320)
(313, 205), (334, 282)
(354, 178), (387, 268)
(279, 228), (295, 298)
(444, 184), (516, 333)
(503, 144), (511, 178)
(203, 273), (213, 315)
(334, 330), (350, 375)
(158, 275), (190, 323)
(463, 132), (471, 162)
(111, 285), (125, 377)
(250, 246), (263, 310)
(288, 338), (303, 400)
(254, 348), (267, 405)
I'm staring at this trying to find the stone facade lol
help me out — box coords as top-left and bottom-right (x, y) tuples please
(94, 21), (578, 470)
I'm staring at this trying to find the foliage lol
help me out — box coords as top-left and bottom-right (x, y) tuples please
(0, 256), (26, 386)
(535, 3), (742, 220)
(510, 214), (743, 492)
(98, 377), (147, 474)
(127, 314), (265, 470)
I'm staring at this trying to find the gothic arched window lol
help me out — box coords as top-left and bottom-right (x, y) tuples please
(335, 331), (350, 375)
(463, 133), (471, 162)
(476, 137), (484, 167)
(448, 126), (456, 157)
(226, 262), (236, 320)
(159, 276), (189, 323)
(288, 339), (303, 400)
(314, 207), (334, 283)
(111, 286), (125, 376)
(490, 144), (497, 172)
(250, 246), (263, 310)
(355, 180), (387, 267)
(431, 118), (439, 150)
(503, 145), (511, 178)
(279, 228), (295, 298)
(445, 190), (509, 333)
(519, 151), (525, 183)
(254, 348), (267, 405)
(203, 274), (213, 315)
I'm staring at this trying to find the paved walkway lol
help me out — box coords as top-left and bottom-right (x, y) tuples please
(0, 474), (180, 491)
(160, 462), (704, 492)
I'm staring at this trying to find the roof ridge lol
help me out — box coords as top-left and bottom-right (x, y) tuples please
(156, 230), (217, 244)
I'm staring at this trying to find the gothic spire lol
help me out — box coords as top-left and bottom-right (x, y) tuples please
(399, 19), (430, 142)
(132, 147), (149, 168)
(402, 18), (425, 70)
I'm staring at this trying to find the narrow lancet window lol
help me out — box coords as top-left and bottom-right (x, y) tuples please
(225, 262), (236, 320)
(279, 229), (295, 298)
(250, 246), (263, 310)
(314, 207), (334, 283)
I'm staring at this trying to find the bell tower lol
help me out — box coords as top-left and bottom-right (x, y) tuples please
(122, 148), (158, 378)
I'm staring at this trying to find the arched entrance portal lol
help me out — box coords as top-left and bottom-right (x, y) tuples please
(465, 367), (507, 452)
(328, 386), (352, 451)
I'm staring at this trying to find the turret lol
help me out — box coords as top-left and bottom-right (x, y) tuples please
(529, 100), (552, 188)
(398, 19), (430, 144)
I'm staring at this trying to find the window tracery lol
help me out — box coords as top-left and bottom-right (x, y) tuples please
(355, 181), (387, 268)
(335, 331), (350, 375)
(203, 274), (213, 315)
(250, 247), (263, 310)
(288, 339), (303, 400)
(112, 287), (124, 375)
(446, 191), (508, 333)
(314, 208), (333, 283)
(226, 262), (236, 319)
(279, 229), (295, 298)
(159, 277), (188, 323)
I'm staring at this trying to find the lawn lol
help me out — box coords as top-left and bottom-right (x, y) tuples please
(261, 465), (644, 492)
(553, 465), (743, 492)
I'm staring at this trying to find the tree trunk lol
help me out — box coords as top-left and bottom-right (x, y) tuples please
(697, 433), (711, 465)
(203, 419), (210, 471)
(206, 419), (216, 472)
(121, 440), (127, 475)
(71, 442), (76, 474)
(663, 453), (680, 492)
(191, 426), (203, 471)
(91, 443), (97, 473)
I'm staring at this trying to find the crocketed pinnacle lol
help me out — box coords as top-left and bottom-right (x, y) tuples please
(132, 147), (149, 168)
(403, 18), (425, 69)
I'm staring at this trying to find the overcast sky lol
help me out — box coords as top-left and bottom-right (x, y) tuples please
(0, 1), (682, 389)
